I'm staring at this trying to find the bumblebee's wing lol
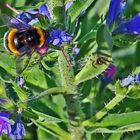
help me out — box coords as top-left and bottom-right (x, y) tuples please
(16, 50), (34, 75)
(2, 14), (31, 29)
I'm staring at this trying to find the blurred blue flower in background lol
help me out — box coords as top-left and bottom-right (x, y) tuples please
(107, 0), (140, 35)
(121, 75), (134, 87)
(9, 113), (25, 140)
(0, 112), (11, 135)
(113, 14), (140, 35)
(106, 0), (126, 27)
(101, 64), (116, 87)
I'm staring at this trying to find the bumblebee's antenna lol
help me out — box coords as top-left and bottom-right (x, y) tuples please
(60, 46), (73, 68)
(5, 3), (19, 14)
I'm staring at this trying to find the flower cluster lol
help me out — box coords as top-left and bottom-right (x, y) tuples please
(121, 72), (140, 87)
(106, 0), (140, 35)
(0, 111), (25, 140)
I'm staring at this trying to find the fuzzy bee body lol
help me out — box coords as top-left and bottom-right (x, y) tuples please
(4, 27), (46, 55)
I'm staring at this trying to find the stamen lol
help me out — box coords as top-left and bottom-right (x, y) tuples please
(5, 3), (19, 14)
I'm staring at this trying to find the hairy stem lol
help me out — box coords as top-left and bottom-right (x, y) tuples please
(58, 49), (85, 140)
(82, 94), (126, 127)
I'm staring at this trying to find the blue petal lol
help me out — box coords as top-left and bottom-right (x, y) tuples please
(0, 112), (10, 118)
(39, 4), (51, 19)
(121, 75), (134, 87)
(106, 0), (126, 26)
(61, 32), (72, 42)
(9, 113), (25, 140)
(113, 13), (140, 35)
(53, 38), (61, 46)
(73, 48), (80, 55)
(49, 29), (72, 46)
(134, 72), (140, 84)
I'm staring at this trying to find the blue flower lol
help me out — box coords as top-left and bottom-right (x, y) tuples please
(11, 4), (51, 27)
(106, 0), (126, 27)
(113, 13), (140, 35)
(101, 64), (116, 86)
(107, 0), (140, 35)
(134, 72), (140, 84)
(39, 4), (52, 19)
(49, 29), (72, 46)
(16, 76), (24, 87)
(121, 75), (134, 87)
(9, 113), (25, 140)
(0, 112), (11, 135)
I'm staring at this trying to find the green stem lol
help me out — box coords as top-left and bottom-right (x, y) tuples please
(58, 50), (85, 140)
(24, 87), (66, 102)
(82, 94), (126, 127)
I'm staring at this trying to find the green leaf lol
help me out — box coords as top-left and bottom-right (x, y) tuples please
(96, 24), (113, 51)
(90, 123), (140, 133)
(75, 50), (109, 85)
(32, 109), (63, 123)
(127, 84), (140, 99)
(108, 133), (122, 140)
(33, 120), (72, 140)
(115, 80), (128, 96)
(46, 0), (65, 23)
(12, 82), (28, 101)
(16, 53), (32, 75)
(0, 53), (16, 76)
(23, 109), (38, 120)
(24, 66), (49, 89)
(68, 0), (95, 23)
(94, 112), (140, 127)
(113, 34), (139, 47)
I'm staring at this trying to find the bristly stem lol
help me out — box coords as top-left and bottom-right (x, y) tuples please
(5, 3), (19, 14)
(23, 87), (66, 102)
(82, 94), (126, 127)
(58, 49), (85, 140)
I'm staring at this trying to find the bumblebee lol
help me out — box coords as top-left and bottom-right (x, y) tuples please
(4, 27), (46, 56)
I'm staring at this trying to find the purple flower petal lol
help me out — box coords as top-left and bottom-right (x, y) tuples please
(49, 29), (72, 47)
(134, 72), (140, 84)
(106, 0), (126, 26)
(53, 38), (61, 46)
(0, 112), (11, 135)
(113, 13), (140, 35)
(10, 4), (51, 27)
(9, 113), (25, 140)
(39, 4), (51, 19)
(0, 98), (6, 103)
(101, 64), (116, 86)
(74, 48), (80, 55)
(105, 64), (116, 78)
(16, 76), (24, 87)
(121, 75), (134, 87)
(61, 32), (72, 42)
